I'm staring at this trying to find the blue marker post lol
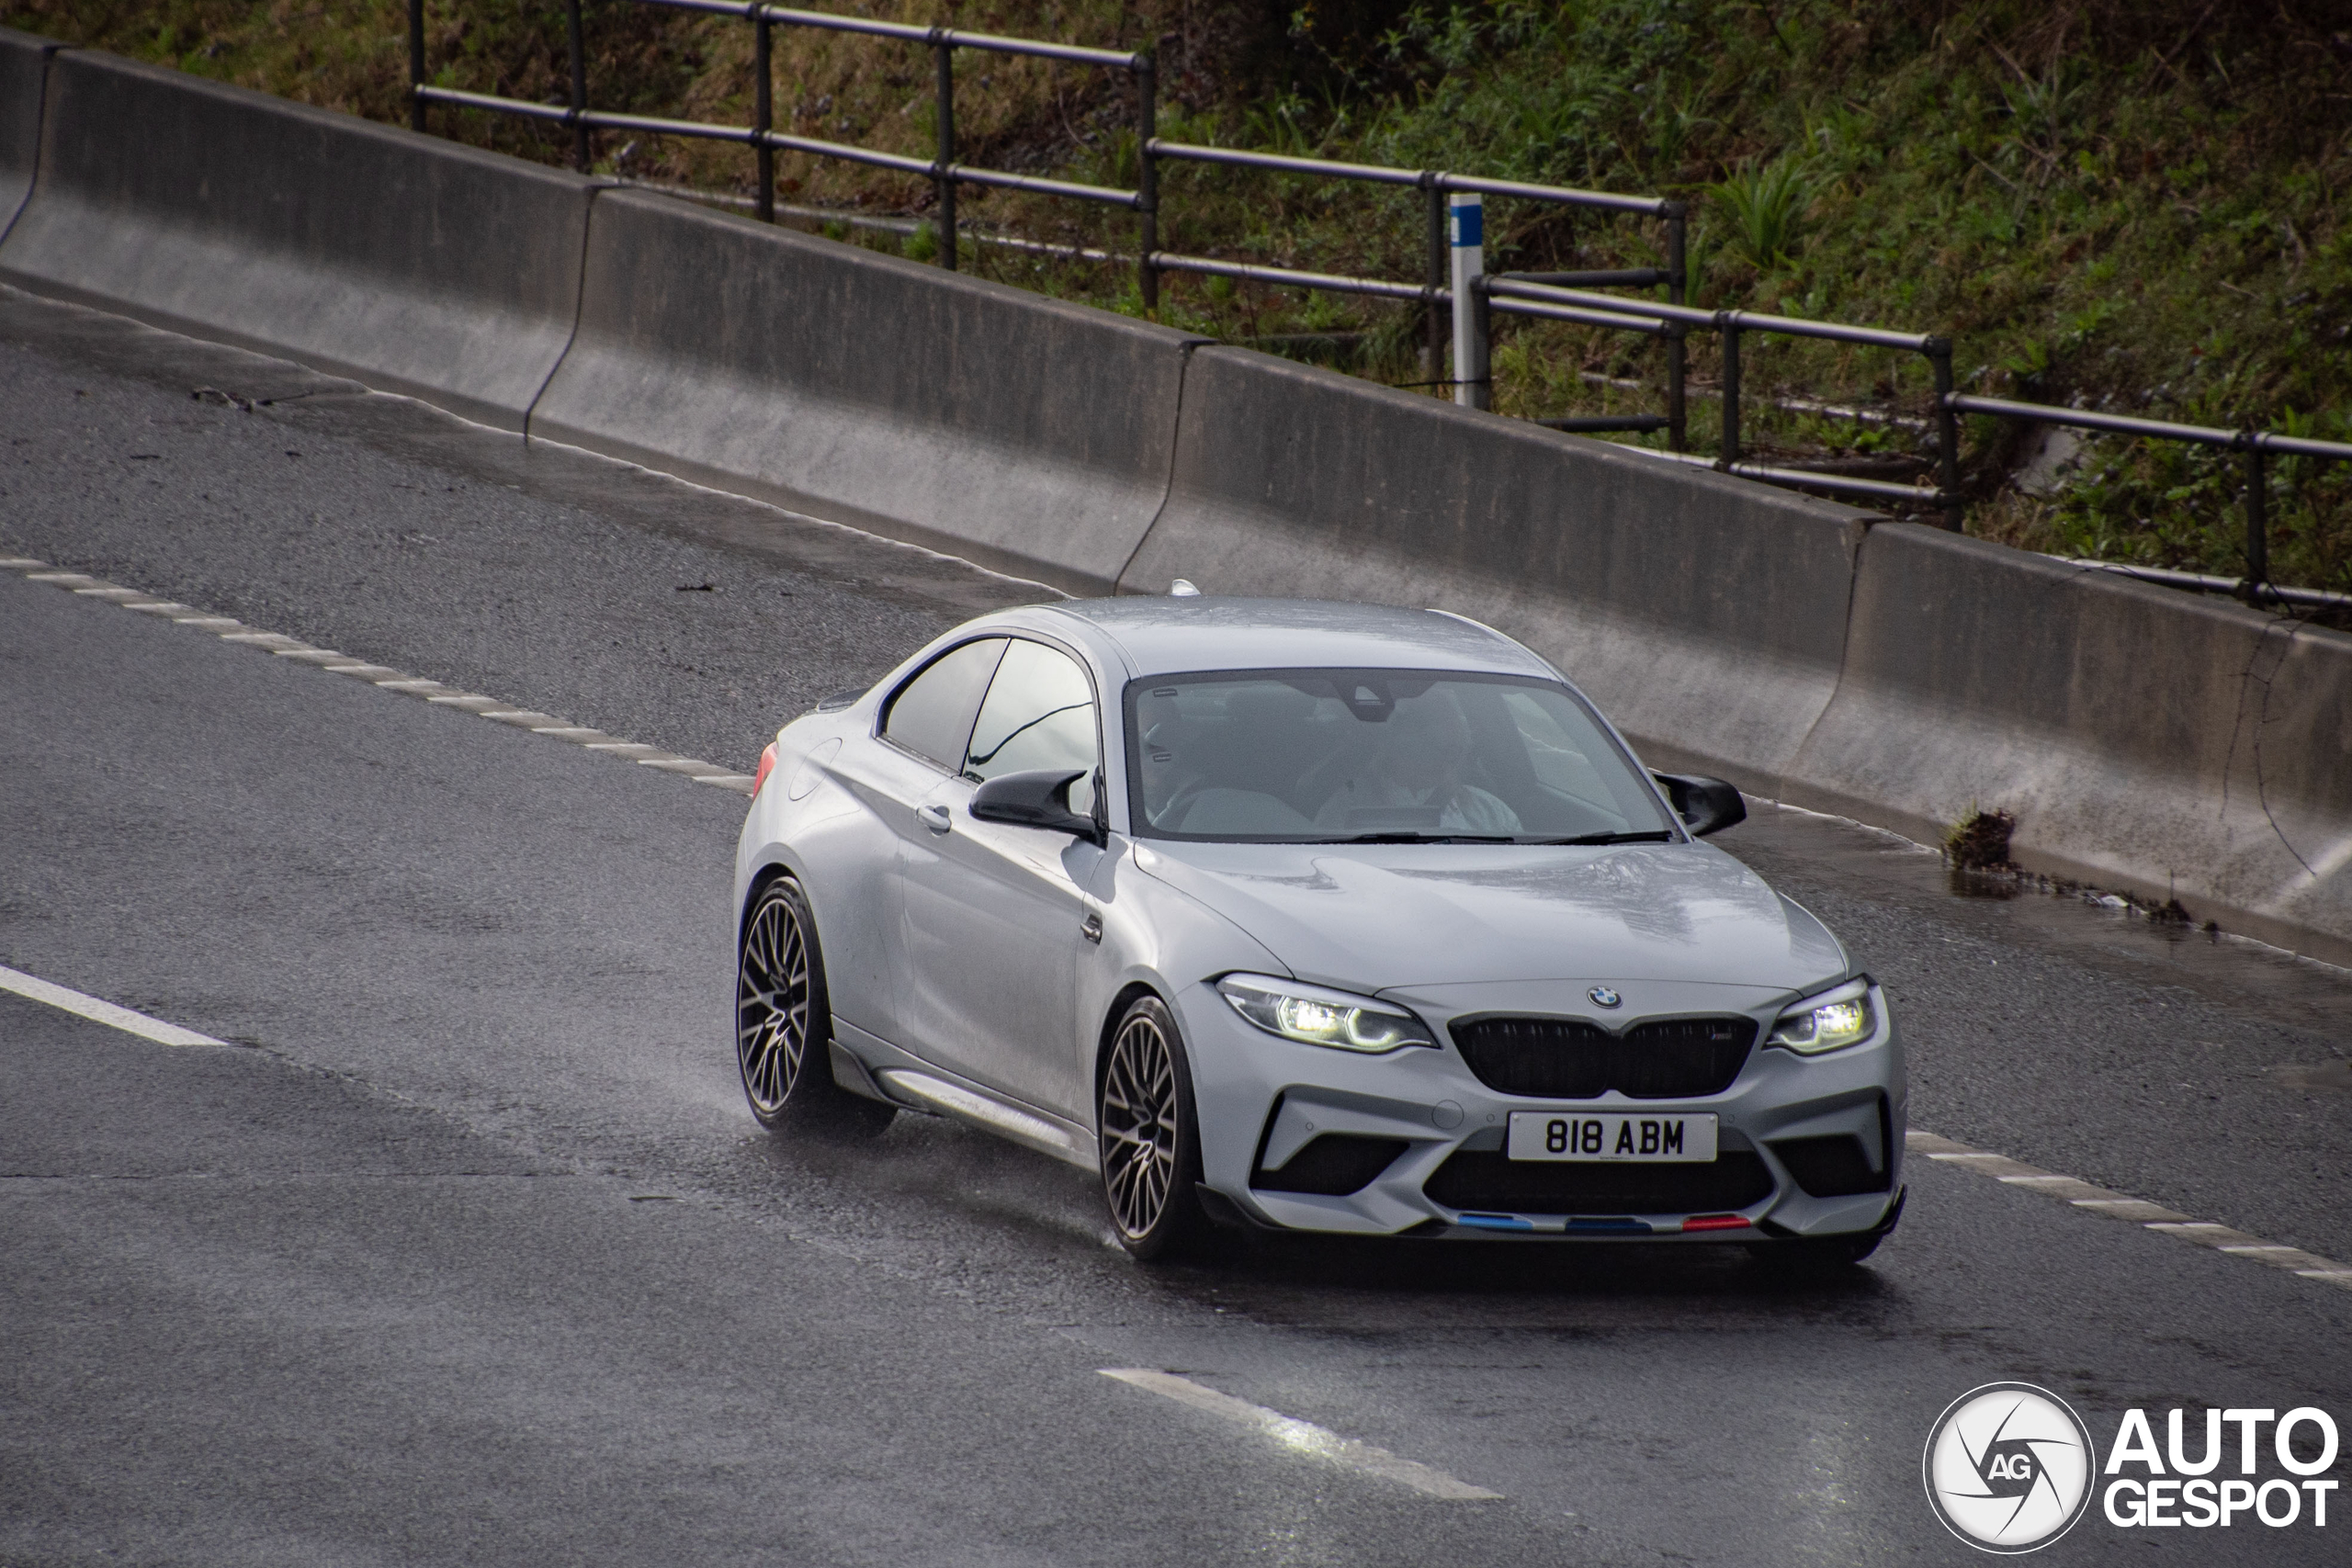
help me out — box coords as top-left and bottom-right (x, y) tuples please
(1448, 192), (1489, 410)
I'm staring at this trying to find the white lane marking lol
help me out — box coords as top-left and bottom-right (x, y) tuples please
(0, 964), (228, 1047)
(7, 562), (760, 807)
(1099, 1369), (1502, 1501)
(1908, 1127), (2352, 1292)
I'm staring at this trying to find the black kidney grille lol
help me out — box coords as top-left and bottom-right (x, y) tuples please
(1449, 1015), (1757, 1100)
(1423, 1149), (1775, 1217)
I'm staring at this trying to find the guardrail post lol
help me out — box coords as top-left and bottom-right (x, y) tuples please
(753, 9), (774, 223)
(1423, 176), (1445, 388)
(1449, 191), (1487, 409)
(1664, 201), (1687, 451)
(1716, 313), (1739, 468)
(408, 0), (426, 134)
(1136, 55), (1157, 311)
(2243, 442), (2270, 603)
(564, 0), (589, 172)
(1927, 337), (1961, 530)
(933, 36), (956, 269)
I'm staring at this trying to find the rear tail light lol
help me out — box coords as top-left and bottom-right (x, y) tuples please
(752, 741), (778, 795)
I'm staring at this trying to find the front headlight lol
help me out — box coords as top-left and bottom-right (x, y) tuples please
(1216, 974), (1434, 1054)
(1767, 977), (1877, 1055)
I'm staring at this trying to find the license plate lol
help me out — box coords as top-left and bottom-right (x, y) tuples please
(1506, 1111), (1718, 1163)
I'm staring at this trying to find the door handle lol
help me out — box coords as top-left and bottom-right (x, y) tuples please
(1080, 911), (1103, 944)
(917, 803), (953, 834)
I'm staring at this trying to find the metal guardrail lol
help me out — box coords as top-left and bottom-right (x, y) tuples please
(1477, 276), (1961, 524)
(2041, 556), (2352, 613)
(402, 3), (2351, 602)
(403, 0), (1689, 443)
(1951, 396), (2352, 601)
(1470, 282), (2352, 603)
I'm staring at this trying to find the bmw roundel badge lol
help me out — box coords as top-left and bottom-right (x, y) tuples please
(1589, 986), (1623, 1009)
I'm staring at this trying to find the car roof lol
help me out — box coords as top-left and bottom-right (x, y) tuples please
(1034, 596), (1556, 682)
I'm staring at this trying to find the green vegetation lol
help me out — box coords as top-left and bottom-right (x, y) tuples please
(13, 1), (2349, 592)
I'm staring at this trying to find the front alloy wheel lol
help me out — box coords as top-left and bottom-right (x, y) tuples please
(736, 877), (893, 1136)
(1098, 995), (1206, 1259)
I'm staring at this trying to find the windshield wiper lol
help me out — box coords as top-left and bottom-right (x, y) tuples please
(1322, 832), (1520, 844)
(1533, 829), (1677, 846)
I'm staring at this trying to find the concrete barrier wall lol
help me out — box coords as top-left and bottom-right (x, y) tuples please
(1121, 347), (1876, 796)
(530, 190), (1204, 594)
(1783, 525), (2352, 965)
(0, 28), (58, 241)
(4, 48), (2347, 960)
(0, 51), (594, 431)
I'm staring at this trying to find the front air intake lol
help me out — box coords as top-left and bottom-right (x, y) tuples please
(1769, 1134), (1889, 1198)
(1449, 1016), (1756, 1100)
(1422, 1149), (1775, 1216)
(1251, 1134), (1409, 1197)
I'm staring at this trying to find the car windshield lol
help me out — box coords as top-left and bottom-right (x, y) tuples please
(1125, 669), (1679, 843)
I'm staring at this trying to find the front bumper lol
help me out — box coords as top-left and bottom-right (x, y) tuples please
(1181, 978), (1905, 1242)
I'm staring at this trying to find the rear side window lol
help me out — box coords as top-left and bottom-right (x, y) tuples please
(883, 638), (1007, 769)
(966, 639), (1100, 806)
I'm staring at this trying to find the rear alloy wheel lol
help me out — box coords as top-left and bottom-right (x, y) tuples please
(736, 877), (894, 1136)
(1098, 995), (1207, 1260)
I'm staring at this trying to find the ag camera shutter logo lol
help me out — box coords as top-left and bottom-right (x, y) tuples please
(1923, 1382), (2097, 1552)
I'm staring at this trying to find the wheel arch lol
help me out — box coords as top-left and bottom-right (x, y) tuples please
(1091, 979), (1170, 1103)
(738, 855), (808, 943)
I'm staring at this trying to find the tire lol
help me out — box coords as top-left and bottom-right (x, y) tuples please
(1097, 994), (1208, 1261)
(736, 876), (895, 1137)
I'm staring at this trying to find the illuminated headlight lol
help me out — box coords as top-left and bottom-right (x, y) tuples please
(1767, 977), (1877, 1055)
(1216, 974), (1433, 1054)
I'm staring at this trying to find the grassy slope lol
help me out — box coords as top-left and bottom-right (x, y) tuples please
(10, 0), (2348, 592)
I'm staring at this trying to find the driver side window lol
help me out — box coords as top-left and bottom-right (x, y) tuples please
(965, 639), (1101, 814)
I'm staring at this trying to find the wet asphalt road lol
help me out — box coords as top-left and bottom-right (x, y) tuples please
(3, 286), (2349, 1565)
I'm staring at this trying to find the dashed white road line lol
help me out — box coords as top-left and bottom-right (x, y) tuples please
(2, 558), (760, 797)
(1907, 1129), (2352, 1292)
(1099, 1369), (1502, 1500)
(8, 556), (2348, 1298)
(0, 964), (227, 1047)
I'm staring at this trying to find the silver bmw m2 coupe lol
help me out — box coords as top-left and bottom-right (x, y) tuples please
(733, 596), (1905, 1262)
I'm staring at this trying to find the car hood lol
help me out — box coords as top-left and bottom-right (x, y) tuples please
(1133, 839), (1846, 996)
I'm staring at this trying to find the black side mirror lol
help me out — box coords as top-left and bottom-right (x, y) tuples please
(1653, 773), (1747, 838)
(968, 768), (1105, 844)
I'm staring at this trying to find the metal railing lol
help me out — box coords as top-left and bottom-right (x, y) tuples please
(402, 4), (2352, 604)
(1475, 276), (1961, 522)
(1139, 144), (1686, 436)
(1950, 397), (2352, 604)
(403, 0), (1689, 443)
(1463, 278), (2352, 604)
(411, 0), (1153, 278)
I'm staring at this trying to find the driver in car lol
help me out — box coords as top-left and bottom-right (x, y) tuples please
(1312, 688), (1523, 836)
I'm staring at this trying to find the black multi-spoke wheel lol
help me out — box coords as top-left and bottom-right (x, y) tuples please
(736, 877), (893, 1136)
(1098, 995), (1205, 1259)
